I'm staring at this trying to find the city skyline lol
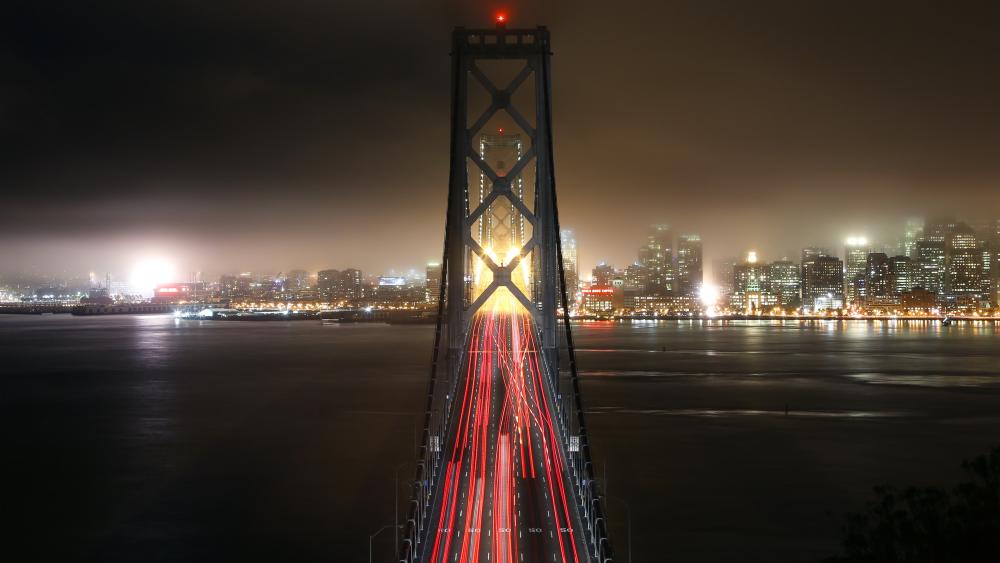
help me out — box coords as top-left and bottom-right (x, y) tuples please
(4, 1), (1000, 280)
(4, 215), (998, 284)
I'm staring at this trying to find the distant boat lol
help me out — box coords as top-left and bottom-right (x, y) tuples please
(941, 316), (953, 326)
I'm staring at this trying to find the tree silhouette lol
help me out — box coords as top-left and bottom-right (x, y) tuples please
(825, 446), (999, 563)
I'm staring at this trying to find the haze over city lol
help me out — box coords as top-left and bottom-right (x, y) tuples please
(4, 1), (999, 280)
(6, 3), (1000, 563)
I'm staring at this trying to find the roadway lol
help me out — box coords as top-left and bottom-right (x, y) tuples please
(425, 297), (587, 563)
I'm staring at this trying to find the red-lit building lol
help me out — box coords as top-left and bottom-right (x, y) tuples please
(582, 286), (615, 316)
(153, 282), (207, 303)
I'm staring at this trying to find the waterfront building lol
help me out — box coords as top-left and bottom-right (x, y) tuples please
(638, 224), (673, 294)
(800, 247), (828, 304)
(914, 239), (946, 294)
(889, 255), (914, 295)
(153, 282), (207, 303)
(581, 286), (614, 316)
(675, 234), (703, 299)
(732, 252), (775, 314)
(844, 237), (870, 307)
(219, 273), (252, 300)
(317, 268), (364, 303)
(767, 260), (800, 309)
(864, 253), (894, 307)
(713, 257), (738, 307)
(901, 287), (937, 313)
(374, 276), (425, 306)
(285, 269), (309, 291)
(425, 262), (442, 304)
(560, 230), (579, 306)
(802, 255), (844, 310)
(945, 223), (983, 301)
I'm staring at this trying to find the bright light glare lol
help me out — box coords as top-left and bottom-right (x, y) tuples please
(747, 251), (758, 264)
(129, 258), (176, 297)
(700, 283), (720, 307)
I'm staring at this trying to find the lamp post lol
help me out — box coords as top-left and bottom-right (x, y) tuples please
(369, 524), (402, 563)
(606, 494), (632, 563)
(393, 461), (412, 556)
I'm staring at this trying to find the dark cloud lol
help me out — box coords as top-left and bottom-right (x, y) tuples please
(2, 0), (999, 277)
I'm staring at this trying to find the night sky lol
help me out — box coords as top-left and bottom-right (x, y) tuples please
(4, 1), (999, 279)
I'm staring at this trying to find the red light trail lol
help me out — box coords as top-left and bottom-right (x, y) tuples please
(427, 293), (585, 562)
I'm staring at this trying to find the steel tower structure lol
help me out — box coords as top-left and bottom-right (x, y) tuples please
(398, 19), (613, 563)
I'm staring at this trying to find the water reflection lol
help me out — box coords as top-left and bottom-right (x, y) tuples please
(844, 372), (1000, 388)
(587, 406), (912, 418)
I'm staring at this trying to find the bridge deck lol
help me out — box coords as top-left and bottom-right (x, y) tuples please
(422, 299), (589, 563)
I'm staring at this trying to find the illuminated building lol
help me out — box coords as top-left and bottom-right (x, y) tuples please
(863, 253), (894, 307)
(425, 262), (442, 303)
(844, 237), (870, 307)
(924, 217), (956, 243)
(802, 254), (844, 310)
(591, 262), (617, 287)
(620, 262), (648, 309)
(767, 260), (800, 309)
(219, 274), (252, 299)
(559, 229), (578, 306)
(903, 217), (923, 259)
(675, 234), (703, 299)
(992, 219), (1000, 306)
(582, 286), (614, 316)
(945, 223), (983, 302)
(800, 247), (827, 303)
(914, 239), (945, 294)
(638, 224), (673, 295)
(713, 257), (738, 306)
(732, 252), (774, 314)
(316, 268), (364, 303)
(623, 262), (649, 292)
(285, 269), (309, 291)
(374, 276), (425, 306)
(153, 282), (206, 303)
(889, 255), (914, 295)
(632, 294), (699, 314)
(901, 287), (937, 313)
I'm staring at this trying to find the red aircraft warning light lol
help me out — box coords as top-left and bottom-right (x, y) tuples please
(495, 13), (507, 28)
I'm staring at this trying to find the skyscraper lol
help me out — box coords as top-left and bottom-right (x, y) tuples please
(592, 262), (616, 287)
(864, 253), (893, 306)
(317, 268), (363, 303)
(903, 217), (923, 259)
(914, 239), (946, 295)
(844, 237), (870, 307)
(800, 247), (828, 305)
(425, 262), (442, 304)
(803, 255), (844, 310)
(889, 255), (914, 295)
(945, 223), (982, 301)
(675, 234), (703, 299)
(286, 269), (309, 291)
(713, 257), (738, 306)
(559, 229), (579, 302)
(732, 252), (773, 314)
(767, 260), (800, 309)
(638, 224), (673, 295)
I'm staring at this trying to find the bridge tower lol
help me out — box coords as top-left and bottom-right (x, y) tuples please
(400, 17), (613, 563)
